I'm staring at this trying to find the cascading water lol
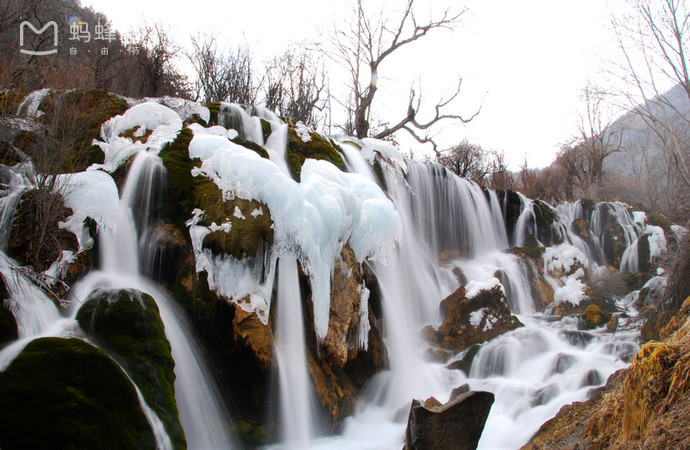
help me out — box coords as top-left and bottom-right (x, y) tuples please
(90, 149), (237, 449)
(274, 257), (318, 447)
(3, 97), (670, 450)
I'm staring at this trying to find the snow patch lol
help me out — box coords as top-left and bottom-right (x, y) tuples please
(295, 121), (312, 143)
(465, 278), (504, 299)
(470, 308), (486, 327)
(57, 170), (120, 250)
(187, 133), (402, 339)
(93, 102), (182, 171)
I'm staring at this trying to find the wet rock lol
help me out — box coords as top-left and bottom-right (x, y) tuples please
(76, 288), (185, 449)
(560, 330), (595, 347)
(533, 200), (563, 246)
(437, 284), (523, 352)
(404, 390), (494, 450)
(232, 303), (273, 369)
(606, 315), (619, 333)
(570, 218), (591, 243)
(532, 384), (560, 407)
(603, 223), (626, 268)
(323, 246), (366, 368)
(551, 353), (577, 374)
(507, 249), (554, 311)
(0, 337), (156, 449)
(446, 344), (482, 375)
(582, 369), (603, 387)
(636, 234), (652, 273)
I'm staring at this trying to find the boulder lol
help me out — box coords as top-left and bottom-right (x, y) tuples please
(603, 223), (627, 268)
(404, 390), (495, 450)
(437, 284), (523, 352)
(76, 288), (185, 449)
(583, 304), (612, 329)
(0, 337), (156, 449)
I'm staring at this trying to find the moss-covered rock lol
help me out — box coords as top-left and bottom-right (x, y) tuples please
(583, 304), (612, 329)
(0, 337), (156, 449)
(198, 184), (274, 261)
(286, 125), (346, 180)
(43, 89), (128, 171)
(158, 126), (274, 260)
(159, 126), (197, 232)
(76, 288), (185, 449)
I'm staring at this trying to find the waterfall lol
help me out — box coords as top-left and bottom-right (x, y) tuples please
(90, 150), (236, 449)
(274, 257), (318, 447)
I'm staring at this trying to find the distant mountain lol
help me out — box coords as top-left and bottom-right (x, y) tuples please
(604, 83), (690, 176)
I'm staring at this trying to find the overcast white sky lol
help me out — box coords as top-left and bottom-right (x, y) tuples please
(81, 0), (626, 169)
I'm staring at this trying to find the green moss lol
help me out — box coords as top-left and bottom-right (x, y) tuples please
(205, 102), (221, 126)
(196, 180), (274, 260)
(0, 337), (156, 449)
(159, 126), (197, 232)
(286, 125), (346, 180)
(260, 118), (272, 142)
(522, 233), (540, 249)
(571, 218), (590, 241)
(76, 288), (186, 449)
(231, 137), (270, 159)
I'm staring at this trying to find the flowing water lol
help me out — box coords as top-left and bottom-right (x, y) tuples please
(274, 257), (318, 447)
(1, 101), (659, 450)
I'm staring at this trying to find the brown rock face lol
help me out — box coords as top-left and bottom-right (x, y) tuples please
(437, 284), (523, 352)
(404, 390), (495, 450)
(323, 246), (365, 368)
(232, 304), (273, 370)
(304, 247), (388, 424)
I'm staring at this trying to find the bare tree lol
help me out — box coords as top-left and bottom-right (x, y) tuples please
(263, 49), (325, 126)
(187, 34), (256, 104)
(326, 0), (479, 154)
(125, 23), (189, 98)
(556, 83), (622, 198)
(612, 0), (690, 189)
